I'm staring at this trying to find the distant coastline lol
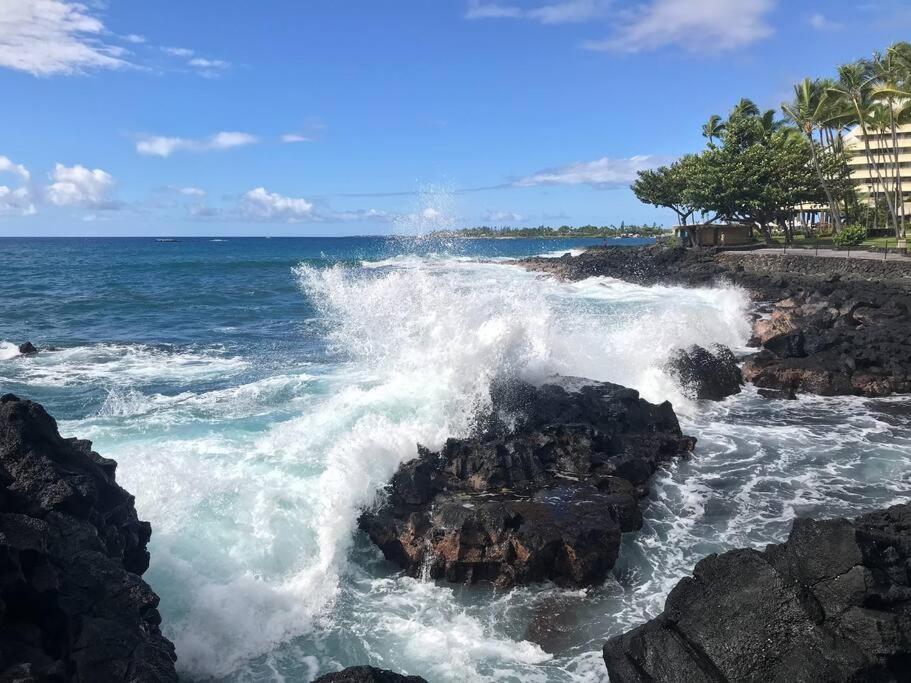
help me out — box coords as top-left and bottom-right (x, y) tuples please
(428, 225), (668, 240)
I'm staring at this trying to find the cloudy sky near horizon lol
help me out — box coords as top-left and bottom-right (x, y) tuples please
(0, 0), (907, 236)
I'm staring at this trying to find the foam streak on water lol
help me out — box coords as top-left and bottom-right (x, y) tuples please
(2, 248), (909, 682)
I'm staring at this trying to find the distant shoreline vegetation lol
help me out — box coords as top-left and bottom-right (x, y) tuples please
(429, 224), (669, 239)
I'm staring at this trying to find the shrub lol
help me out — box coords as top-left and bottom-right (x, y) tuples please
(832, 225), (867, 247)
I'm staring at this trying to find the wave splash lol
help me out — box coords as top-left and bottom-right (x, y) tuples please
(59, 258), (752, 680)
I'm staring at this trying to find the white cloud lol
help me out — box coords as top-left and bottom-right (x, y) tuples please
(209, 132), (256, 149)
(0, 155), (34, 215)
(466, 0), (607, 23)
(529, 0), (607, 23)
(281, 133), (312, 143)
(483, 210), (525, 222)
(188, 57), (229, 69)
(585, 0), (775, 53)
(240, 187), (314, 222)
(466, 2), (523, 19)
(329, 207), (393, 222)
(808, 13), (842, 30)
(514, 155), (666, 188)
(162, 46), (194, 57)
(0, 186), (36, 215)
(0, 0), (130, 76)
(176, 186), (206, 197)
(123, 33), (145, 44)
(0, 156), (30, 182)
(162, 46), (230, 75)
(46, 162), (114, 206)
(136, 131), (259, 157)
(136, 136), (186, 157)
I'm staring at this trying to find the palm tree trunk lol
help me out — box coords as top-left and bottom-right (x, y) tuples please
(808, 132), (842, 232)
(855, 102), (899, 233)
(889, 103), (906, 238)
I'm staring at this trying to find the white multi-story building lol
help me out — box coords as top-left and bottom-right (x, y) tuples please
(843, 122), (911, 218)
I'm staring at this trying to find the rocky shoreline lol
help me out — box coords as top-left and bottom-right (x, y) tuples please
(603, 501), (911, 682)
(522, 246), (911, 398)
(2, 246), (909, 682)
(0, 394), (177, 681)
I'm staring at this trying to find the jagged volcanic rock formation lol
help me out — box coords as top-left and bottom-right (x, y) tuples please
(522, 246), (911, 398)
(0, 394), (177, 681)
(666, 345), (743, 401)
(313, 665), (428, 682)
(603, 501), (911, 682)
(360, 377), (695, 588)
(743, 287), (911, 397)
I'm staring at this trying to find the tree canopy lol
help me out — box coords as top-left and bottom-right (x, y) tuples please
(633, 104), (823, 242)
(632, 40), (911, 241)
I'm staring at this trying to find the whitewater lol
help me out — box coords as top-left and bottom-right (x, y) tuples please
(1, 237), (909, 682)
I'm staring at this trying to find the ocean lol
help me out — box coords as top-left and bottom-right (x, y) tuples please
(1, 236), (909, 682)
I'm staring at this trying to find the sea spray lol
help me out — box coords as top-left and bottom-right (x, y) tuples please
(124, 257), (754, 678)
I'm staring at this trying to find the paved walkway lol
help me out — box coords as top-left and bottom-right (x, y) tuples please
(723, 247), (911, 263)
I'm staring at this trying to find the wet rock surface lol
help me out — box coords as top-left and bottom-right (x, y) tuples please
(666, 345), (743, 401)
(16, 342), (37, 356)
(602, 501), (911, 683)
(741, 285), (911, 397)
(360, 377), (695, 588)
(522, 246), (911, 397)
(0, 394), (177, 682)
(313, 665), (428, 683)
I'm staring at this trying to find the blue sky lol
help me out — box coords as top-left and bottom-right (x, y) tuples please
(0, 0), (908, 236)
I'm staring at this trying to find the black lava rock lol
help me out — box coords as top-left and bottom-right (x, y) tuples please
(667, 344), (744, 401)
(603, 501), (911, 682)
(313, 665), (428, 683)
(523, 247), (911, 398)
(360, 376), (695, 588)
(0, 394), (177, 681)
(17, 342), (37, 355)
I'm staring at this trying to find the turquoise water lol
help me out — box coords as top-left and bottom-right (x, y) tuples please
(1, 236), (909, 682)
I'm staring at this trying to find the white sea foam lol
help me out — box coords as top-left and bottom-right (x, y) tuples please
(538, 248), (586, 258)
(0, 341), (20, 361)
(4, 343), (247, 388)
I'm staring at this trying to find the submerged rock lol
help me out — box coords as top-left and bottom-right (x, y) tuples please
(313, 666), (428, 683)
(360, 377), (695, 588)
(17, 341), (37, 355)
(603, 501), (911, 682)
(0, 394), (177, 681)
(666, 344), (743, 401)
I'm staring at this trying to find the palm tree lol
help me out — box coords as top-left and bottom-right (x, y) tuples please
(731, 98), (760, 119)
(760, 109), (784, 136)
(828, 60), (899, 233)
(702, 114), (726, 146)
(872, 43), (911, 237)
(782, 78), (843, 231)
(817, 78), (859, 220)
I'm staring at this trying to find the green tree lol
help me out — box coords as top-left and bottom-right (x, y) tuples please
(701, 114), (726, 146)
(631, 156), (699, 227)
(684, 105), (823, 243)
(828, 60), (899, 233)
(782, 78), (844, 232)
(871, 43), (911, 237)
